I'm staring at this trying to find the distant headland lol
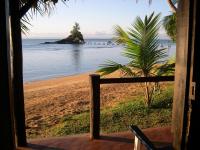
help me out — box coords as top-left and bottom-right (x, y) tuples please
(43, 22), (85, 44)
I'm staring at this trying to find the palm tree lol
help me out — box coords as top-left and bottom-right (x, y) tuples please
(98, 12), (168, 107)
(163, 0), (177, 42)
(137, 0), (177, 41)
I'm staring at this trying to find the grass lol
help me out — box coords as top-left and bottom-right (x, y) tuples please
(43, 84), (174, 138)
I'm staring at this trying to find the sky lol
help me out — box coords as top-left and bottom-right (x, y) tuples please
(23, 0), (172, 39)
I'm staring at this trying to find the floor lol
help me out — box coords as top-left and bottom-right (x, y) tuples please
(17, 126), (172, 150)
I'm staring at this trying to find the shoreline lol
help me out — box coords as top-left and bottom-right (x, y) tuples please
(24, 70), (123, 91)
(24, 71), (91, 94)
(24, 71), (96, 84)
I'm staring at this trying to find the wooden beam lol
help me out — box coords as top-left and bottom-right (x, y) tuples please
(100, 76), (174, 84)
(10, 0), (27, 146)
(172, 0), (193, 149)
(0, 0), (16, 149)
(90, 74), (100, 139)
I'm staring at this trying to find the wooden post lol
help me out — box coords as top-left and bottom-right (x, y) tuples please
(90, 74), (100, 139)
(0, 0), (16, 149)
(172, 0), (193, 149)
(10, 0), (27, 146)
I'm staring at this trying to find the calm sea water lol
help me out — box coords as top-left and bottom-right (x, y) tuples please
(22, 39), (176, 82)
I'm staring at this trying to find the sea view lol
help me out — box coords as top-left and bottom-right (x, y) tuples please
(2, 0), (187, 148)
(23, 38), (176, 82)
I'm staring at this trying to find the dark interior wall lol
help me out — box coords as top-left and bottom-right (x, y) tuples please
(187, 0), (200, 149)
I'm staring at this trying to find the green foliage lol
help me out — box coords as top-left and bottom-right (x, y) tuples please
(99, 60), (134, 76)
(98, 12), (174, 107)
(155, 57), (175, 76)
(40, 84), (173, 138)
(98, 12), (167, 77)
(70, 22), (80, 35)
(68, 22), (84, 43)
(163, 13), (176, 42)
(136, 0), (177, 41)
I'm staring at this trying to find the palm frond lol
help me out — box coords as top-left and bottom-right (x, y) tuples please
(98, 12), (174, 107)
(21, 18), (32, 34)
(125, 13), (166, 76)
(155, 62), (175, 76)
(114, 25), (131, 44)
(20, 0), (67, 33)
(97, 60), (124, 76)
(98, 12), (171, 78)
(97, 60), (134, 76)
(163, 13), (176, 42)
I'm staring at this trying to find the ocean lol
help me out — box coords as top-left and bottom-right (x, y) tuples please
(22, 39), (176, 82)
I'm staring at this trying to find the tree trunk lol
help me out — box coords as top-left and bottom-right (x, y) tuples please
(167, 0), (177, 13)
(144, 82), (151, 107)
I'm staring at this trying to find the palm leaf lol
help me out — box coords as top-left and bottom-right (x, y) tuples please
(98, 12), (174, 107)
(20, 0), (67, 33)
(97, 60), (134, 76)
(154, 57), (175, 76)
(97, 60), (124, 76)
(97, 1), (177, 108)
(98, 12), (170, 78)
(163, 13), (176, 42)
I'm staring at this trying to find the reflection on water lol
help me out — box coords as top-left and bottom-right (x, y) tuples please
(71, 44), (82, 71)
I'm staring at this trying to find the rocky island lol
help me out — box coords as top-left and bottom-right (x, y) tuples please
(43, 22), (85, 44)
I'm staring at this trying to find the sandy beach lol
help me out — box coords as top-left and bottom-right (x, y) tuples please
(24, 71), (147, 137)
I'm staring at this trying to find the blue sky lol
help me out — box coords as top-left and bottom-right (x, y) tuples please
(24, 0), (172, 39)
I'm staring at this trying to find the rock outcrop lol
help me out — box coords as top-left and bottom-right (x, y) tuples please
(43, 22), (85, 44)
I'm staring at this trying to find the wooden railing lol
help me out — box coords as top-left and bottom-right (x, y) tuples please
(89, 74), (174, 139)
